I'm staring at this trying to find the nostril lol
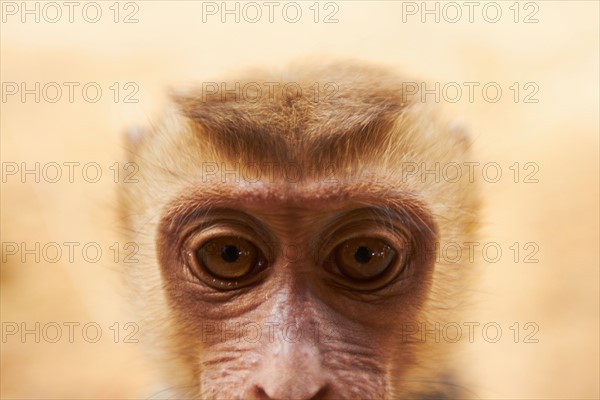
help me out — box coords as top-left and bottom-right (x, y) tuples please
(310, 386), (329, 400)
(253, 384), (329, 400)
(253, 386), (272, 400)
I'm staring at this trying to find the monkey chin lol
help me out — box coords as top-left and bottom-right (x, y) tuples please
(119, 59), (480, 400)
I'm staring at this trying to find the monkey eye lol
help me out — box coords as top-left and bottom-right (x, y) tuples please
(334, 237), (396, 281)
(196, 236), (264, 280)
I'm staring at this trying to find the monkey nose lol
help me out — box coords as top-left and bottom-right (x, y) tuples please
(251, 343), (328, 400)
(253, 383), (326, 400)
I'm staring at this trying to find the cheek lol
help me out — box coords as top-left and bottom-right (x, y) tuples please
(163, 287), (396, 398)
(157, 268), (424, 398)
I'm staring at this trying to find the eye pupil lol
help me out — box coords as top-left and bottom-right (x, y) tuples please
(195, 236), (263, 281)
(334, 237), (398, 282)
(354, 246), (373, 264)
(221, 245), (240, 263)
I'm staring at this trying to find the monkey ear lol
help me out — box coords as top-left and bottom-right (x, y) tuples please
(447, 119), (474, 148)
(122, 126), (147, 162)
(125, 126), (146, 146)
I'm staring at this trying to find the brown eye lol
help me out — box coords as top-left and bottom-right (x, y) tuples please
(334, 237), (396, 281)
(196, 236), (262, 279)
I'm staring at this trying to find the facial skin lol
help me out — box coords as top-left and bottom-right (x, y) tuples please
(119, 61), (479, 399)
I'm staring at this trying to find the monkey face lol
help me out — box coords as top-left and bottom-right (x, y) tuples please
(155, 183), (438, 398)
(120, 62), (479, 399)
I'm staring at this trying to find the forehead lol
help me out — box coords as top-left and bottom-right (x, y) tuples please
(171, 64), (412, 168)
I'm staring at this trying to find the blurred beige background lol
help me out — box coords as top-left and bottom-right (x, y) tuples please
(1, 1), (598, 398)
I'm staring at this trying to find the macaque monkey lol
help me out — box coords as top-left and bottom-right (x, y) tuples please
(119, 61), (479, 399)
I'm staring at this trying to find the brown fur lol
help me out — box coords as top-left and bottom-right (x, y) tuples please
(119, 60), (479, 399)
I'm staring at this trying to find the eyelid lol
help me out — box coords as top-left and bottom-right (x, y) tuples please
(316, 225), (409, 267)
(183, 221), (275, 263)
(172, 207), (273, 239)
(314, 207), (411, 254)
